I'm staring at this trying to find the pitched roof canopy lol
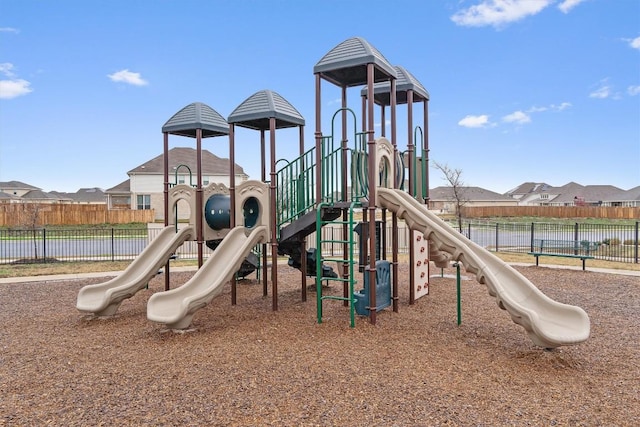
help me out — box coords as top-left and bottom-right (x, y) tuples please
(361, 65), (430, 106)
(313, 37), (397, 87)
(228, 89), (305, 130)
(162, 102), (229, 138)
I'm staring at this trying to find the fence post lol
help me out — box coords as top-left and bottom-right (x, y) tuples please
(495, 222), (499, 252)
(111, 228), (115, 262)
(530, 222), (535, 252)
(574, 222), (579, 255)
(635, 221), (639, 264)
(43, 228), (47, 264)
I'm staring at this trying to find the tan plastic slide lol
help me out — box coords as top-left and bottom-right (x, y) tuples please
(377, 188), (590, 348)
(76, 226), (195, 316)
(147, 225), (268, 329)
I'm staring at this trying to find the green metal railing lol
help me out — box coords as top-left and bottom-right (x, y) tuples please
(275, 107), (368, 229)
(275, 147), (316, 228)
(315, 201), (360, 327)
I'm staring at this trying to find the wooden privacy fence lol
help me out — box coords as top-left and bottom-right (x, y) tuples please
(461, 205), (640, 220)
(0, 204), (155, 226)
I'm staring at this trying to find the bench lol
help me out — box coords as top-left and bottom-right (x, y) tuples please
(528, 239), (600, 271)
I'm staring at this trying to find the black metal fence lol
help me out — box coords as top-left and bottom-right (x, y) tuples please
(1, 221), (638, 265)
(460, 220), (639, 264)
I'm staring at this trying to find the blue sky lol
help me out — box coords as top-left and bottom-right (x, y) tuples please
(1, 0), (638, 194)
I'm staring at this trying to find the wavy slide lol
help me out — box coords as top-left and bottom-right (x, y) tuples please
(76, 226), (195, 316)
(147, 225), (268, 329)
(377, 188), (590, 348)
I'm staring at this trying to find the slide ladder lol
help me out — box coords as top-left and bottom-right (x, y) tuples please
(315, 201), (360, 327)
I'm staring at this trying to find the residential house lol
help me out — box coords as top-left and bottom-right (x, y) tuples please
(106, 180), (132, 210)
(0, 181), (40, 198)
(108, 147), (249, 221)
(505, 182), (557, 205)
(429, 186), (518, 213)
(50, 188), (106, 204)
(547, 183), (623, 206)
(505, 181), (638, 207)
(600, 186), (640, 207)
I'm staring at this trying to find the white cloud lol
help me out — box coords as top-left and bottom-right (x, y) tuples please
(551, 102), (572, 111)
(0, 63), (32, 99)
(557, 0), (587, 14)
(502, 110), (531, 124)
(458, 114), (492, 128)
(0, 79), (32, 99)
(527, 105), (548, 113)
(589, 83), (611, 99)
(451, 0), (553, 28)
(0, 63), (16, 78)
(526, 102), (571, 114)
(628, 85), (640, 96)
(107, 69), (148, 86)
(628, 36), (640, 50)
(0, 27), (19, 33)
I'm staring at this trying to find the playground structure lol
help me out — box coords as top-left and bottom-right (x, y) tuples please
(76, 37), (590, 348)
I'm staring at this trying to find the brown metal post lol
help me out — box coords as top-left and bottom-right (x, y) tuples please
(229, 124), (237, 305)
(299, 125), (307, 302)
(341, 86), (349, 306)
(366, 63), (377, 325)
(407, 90), (415, 305)
(314, 74), (322, 206)
(196, 128), (204, 269)
(270, 117), (278, 311)
(261, 129), (268, 297)
(390, 79), (398, 312)
(424, 99), (430, 206)
(163, 132), (170, 291)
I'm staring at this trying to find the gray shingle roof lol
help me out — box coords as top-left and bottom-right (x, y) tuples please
(127, 147), (247, 176)
(361, 65), (430, 105)
(0, 180), (40, 191)
(430, 186), (514, 201)
(162, 102), (229, 138)
(228, 89), (304, 130)
(314, 37), (397, 87)
(550, 184), (624, 204)
(106, 179), (131, 193)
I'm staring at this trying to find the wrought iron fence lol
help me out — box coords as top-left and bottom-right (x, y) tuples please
(461, 220), (639, 264)
(1, 220), (638, 265)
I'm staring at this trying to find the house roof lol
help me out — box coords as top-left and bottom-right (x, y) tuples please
(550, 184), (623, 204)
(106, 179), (131, 193)
(228, 89), (305, 130)
(0, 180), (40, 191)
(430, 186), (515, 202)
(313, 37), (397, 87)
(505, 182), (553, 196)
(162, 102), (229, 138)
(127, 147), (247, 177)
(605, 185), (640, 202)
(0, 191), (20, 200)
(21, 189), (61, 200)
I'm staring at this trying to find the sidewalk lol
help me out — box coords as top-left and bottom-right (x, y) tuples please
(1, 261), (638, 285)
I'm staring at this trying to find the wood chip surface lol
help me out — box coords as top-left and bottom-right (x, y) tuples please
(1, 264), (638, 426)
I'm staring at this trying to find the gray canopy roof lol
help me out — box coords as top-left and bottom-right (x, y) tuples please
(361, 65), (430, 106)
(227, 89), (305, 130)
(162, 102), (229, 138)
(313, 37), (397, 87)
